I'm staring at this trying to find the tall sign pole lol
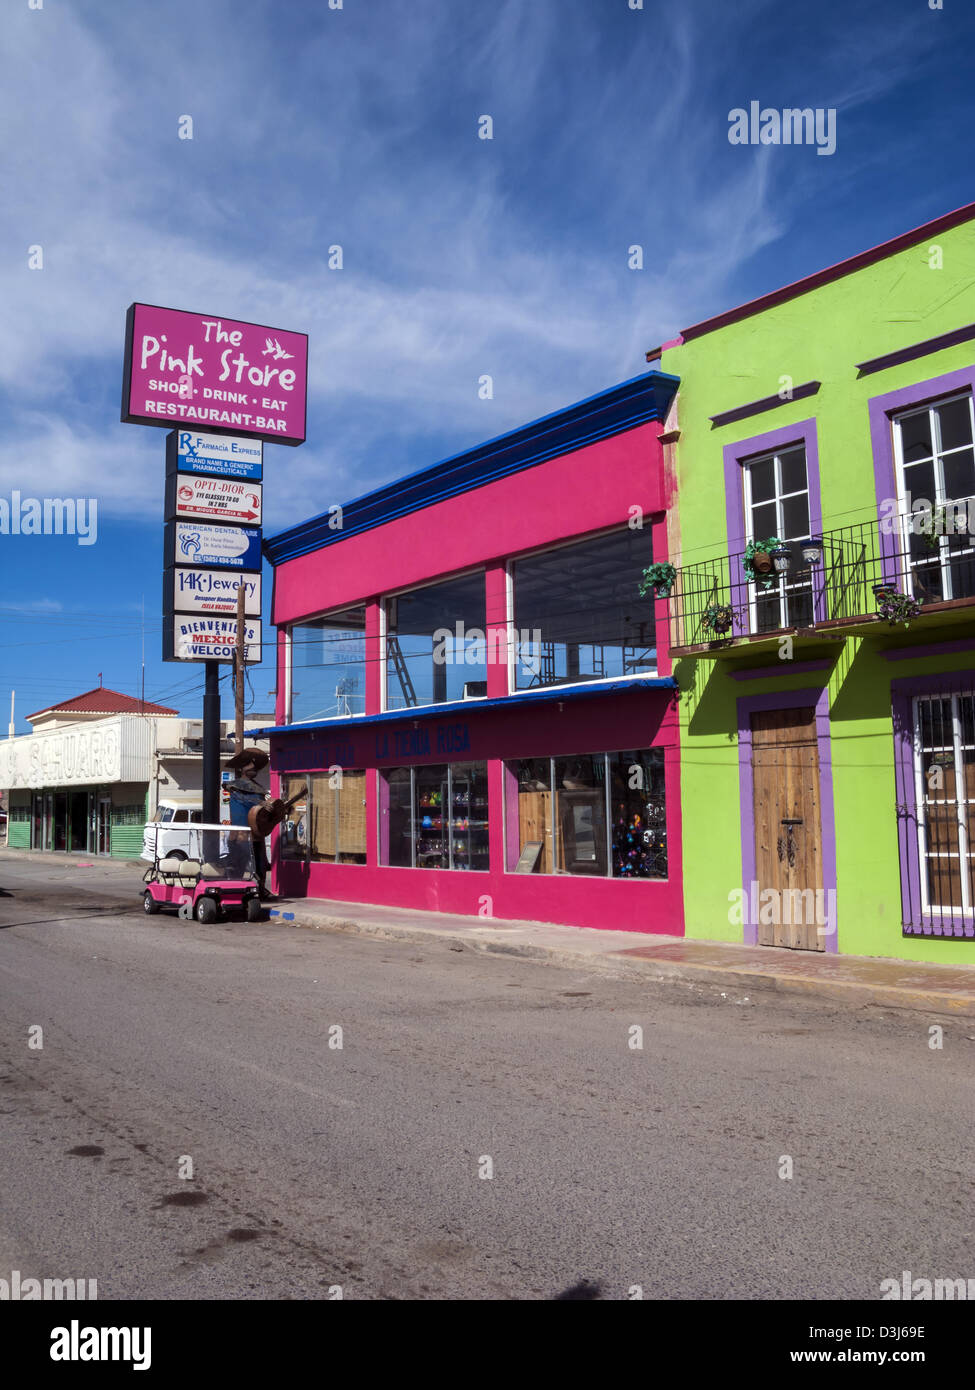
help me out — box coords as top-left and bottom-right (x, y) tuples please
(120, 303), (308, 829)
(203, 663), (222, 824)
(234, 582), (246, 758)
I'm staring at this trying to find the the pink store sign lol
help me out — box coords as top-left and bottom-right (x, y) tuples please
(122, 302), (308, 446)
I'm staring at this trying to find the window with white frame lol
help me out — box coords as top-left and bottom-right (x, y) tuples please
(742, 446), (813, 632)
(894, 394), (975, 604)
(912, 691), (975, 920)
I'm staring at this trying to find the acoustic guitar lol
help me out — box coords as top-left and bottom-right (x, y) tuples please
(248, 785), (308, 839)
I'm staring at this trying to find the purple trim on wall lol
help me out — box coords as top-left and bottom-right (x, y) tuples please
(890, 667), (975, 938)
(856, 323), (975, 378)
(882, 638), (975, 662)
(710, 381), (820, 430)
(730, 658), (835, 681)
(869, 363), (975, 586)
(722, 418), (825, 623)
(736, 685), (838, 951)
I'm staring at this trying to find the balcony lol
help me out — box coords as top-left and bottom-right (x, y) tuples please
(668, 510), (975, 658)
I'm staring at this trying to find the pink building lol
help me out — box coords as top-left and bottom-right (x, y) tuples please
(257, 371), (684, 934)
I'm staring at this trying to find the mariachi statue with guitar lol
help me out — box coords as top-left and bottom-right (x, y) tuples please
(224, 748), (307, 903)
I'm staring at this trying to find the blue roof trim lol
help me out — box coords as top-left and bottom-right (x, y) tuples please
(263, 371), (680, 565)
(251, 676), (678, 738)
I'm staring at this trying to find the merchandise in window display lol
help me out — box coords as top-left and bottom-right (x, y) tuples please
(612, 802), (666, 878)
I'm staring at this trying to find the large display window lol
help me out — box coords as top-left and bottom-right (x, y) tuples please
(511, 529), (656, 689)
(290, 605), (367, 724)
(384, 573), (487, 710)
(508, 749), (667, 878)
(279, 771), (366, 864)
(380, 762), (489, 870)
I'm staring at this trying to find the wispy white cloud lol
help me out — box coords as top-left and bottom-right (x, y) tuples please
(0, 0), (954, 531)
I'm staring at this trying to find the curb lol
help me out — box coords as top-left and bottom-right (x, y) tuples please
(263, 904), (975, 1020)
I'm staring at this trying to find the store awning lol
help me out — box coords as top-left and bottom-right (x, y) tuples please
(250, 676), (678, 738)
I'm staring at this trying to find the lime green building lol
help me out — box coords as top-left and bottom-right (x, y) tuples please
(654, 201), (975, 962)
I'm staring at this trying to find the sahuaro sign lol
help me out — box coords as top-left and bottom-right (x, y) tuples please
(122, 303), (308, 446)
(166, 474), (263, 525)
(168, 430), (263, 480)
(165, 567), (261, 617)
(0, 716), (154, 789)
(166, 615), (262, 663)
(166, 520), (262, 571)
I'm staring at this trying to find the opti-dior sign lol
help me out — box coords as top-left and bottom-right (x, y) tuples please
(166, 473), (263, 525)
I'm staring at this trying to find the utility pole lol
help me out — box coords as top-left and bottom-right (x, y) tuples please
(8, 690), (14, 739)
(234, 580), (245, 757)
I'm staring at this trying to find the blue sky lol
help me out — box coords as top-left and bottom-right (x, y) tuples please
(1, 0), (972, 729)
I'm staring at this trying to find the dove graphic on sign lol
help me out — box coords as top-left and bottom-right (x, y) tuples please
(262, 337), (293, 361)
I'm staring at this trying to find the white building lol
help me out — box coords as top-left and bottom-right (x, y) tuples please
(1, 685), (268, 856)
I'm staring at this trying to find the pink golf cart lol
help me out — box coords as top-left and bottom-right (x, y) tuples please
(141, 823), (263, 924)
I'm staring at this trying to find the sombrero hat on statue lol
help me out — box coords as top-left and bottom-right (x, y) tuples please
(224, 747), (270, 773)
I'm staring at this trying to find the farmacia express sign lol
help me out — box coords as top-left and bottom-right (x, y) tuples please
(122, 303), (308, 446)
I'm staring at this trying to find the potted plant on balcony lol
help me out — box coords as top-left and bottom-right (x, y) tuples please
(702, 603), (735, 636)
(875, 587), (922, 627)
(639, 562), (678, 598)
(920, 505), (948, 552)
(743, 537), (784, 591)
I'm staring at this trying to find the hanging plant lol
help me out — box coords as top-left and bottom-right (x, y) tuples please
(920, 506), (948, 552)
(639, 562), (677, 598)
(702, 603), (735, 636)
(876, 589), (922, 627)
(742, 537), (785, 590)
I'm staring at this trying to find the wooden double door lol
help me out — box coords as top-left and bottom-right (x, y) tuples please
(751, 706), (825, 951)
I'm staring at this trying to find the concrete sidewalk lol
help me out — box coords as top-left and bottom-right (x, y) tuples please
(267, 893), (975, 1019)
(4, 847), (974, 1018)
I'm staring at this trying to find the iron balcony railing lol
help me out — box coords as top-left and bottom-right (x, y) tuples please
(669, 506), (975, 649)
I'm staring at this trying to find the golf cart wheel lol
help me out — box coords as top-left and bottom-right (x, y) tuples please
(143, 890), (161, 915)
(195, 896), (218, 924)
(246, 897), (263, 923)
(168, 850), (187, 862)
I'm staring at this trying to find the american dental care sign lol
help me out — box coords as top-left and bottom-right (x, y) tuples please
(166, 520), (262, 571)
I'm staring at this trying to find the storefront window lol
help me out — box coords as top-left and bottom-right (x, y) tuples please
(385, 573), (486, 710)
(278, 776), (309, 861)
(279, 771), (366, 864)
(553, 755), (607, 875)
(290, 605), (367, 724)
(385, 768), (413, 867)
(511, 529), (655, 689)
(508, 750), (667, 879)
(608, 749), (667, 878)
(381, 762), (489, 869)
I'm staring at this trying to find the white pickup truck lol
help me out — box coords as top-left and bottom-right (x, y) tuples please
(142, 802), (204, 862)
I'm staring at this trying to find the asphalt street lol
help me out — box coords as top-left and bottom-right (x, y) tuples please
(0, 854), (972, 1300)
